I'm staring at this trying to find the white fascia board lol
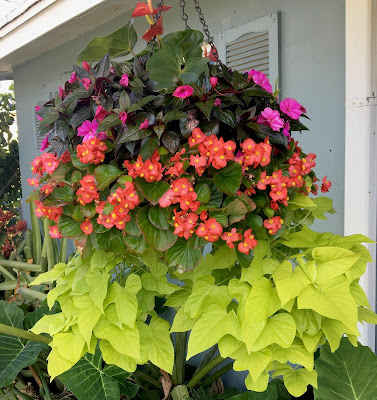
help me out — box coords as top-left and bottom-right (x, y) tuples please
(345, 0), (377, 350)
(0, 0), (134, 78)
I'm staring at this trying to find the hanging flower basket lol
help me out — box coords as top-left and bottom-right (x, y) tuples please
(25, 2), (377, 399)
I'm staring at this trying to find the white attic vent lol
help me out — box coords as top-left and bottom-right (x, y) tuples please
(218, 12), (279, 85)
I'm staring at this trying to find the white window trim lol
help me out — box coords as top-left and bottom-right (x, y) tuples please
(217, 12), (279, 86)
(345, 0), (377, 350)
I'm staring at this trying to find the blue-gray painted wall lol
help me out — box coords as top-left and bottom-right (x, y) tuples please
(13, 0), (345, 390)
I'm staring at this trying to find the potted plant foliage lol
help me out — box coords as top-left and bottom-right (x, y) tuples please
(1, 2), (377, 399)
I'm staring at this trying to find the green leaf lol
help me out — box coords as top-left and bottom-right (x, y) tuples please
(124, 234), (147, 253)
(223, 198), (248, 224)
(58, 215), (82, 238)
(246, 213), (263, 230)
(148, 206), (169, 230)
(97, 115), (122, 132)
(212, 108), (237, 130)
(58, 87), (93, 115)
(243, 87), (274, 98)
(311, 197), (334, 220)
(78, 21), (137, 62)
(94, 165), (123, 190)
(118, 127), (152, 144)
(119, 91), (131, 110)
(225, 384), (278, 400)
(297, 276), (358, 332)
(148, 317), (174, 374)
(135, 177), (170, 205)
(196, 99), (214, 120)
(187, 305), (241, 359)
(97, 228), (125, 252)
(194, 183), (211, 203)
(162, 29), (204, 46)
(212, 245), (237, 270)
(213, 161), (243, 196)
(162, 131), (181, 154)
(163, 110), (187, 124)
(140, 135), (159, 160)
(44, 185), (75, 206)
(275, 364), (317, 398)
(313, 246), (360, 284)
(288, 194), (317, 210)
(166, 238), (201, 270)
(137, 207), (177, 251)
(314, 338), (377, 400)
(146, 44), (209, 90)
(60, 346), (125, 400)
(0, 301), (47, 387)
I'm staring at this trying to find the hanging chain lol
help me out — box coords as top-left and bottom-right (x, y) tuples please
(154, 0), (164, 23)
(179, 0), (191, 29)
(191, 0), (220, 62)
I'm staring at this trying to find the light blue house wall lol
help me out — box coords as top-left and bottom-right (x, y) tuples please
(14, 1), (345, 387)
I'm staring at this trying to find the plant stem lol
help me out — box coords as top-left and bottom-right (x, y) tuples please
(201, 362), (233, 387)
(132, 369), (163, 391)
(13, 388), (34, 400)
(18, 287), (47, 302)
(30, 203), (42, 264)
(171, 385), (190, 400)
(172, 332), (187, 386)
(187, 355), (226, 389)
(43, 219), (54, 273)
(0, 260), (42, 272)
(33, 363), (52, 400)
(0, 265), (16, 280)
(59, 238), (68, 263)
(0, 323), (51, 344)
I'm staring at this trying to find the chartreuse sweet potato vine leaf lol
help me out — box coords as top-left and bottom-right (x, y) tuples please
(314, 338), (377, 400)
(0, 301), (48, 387)
(29, 229), (377, 398)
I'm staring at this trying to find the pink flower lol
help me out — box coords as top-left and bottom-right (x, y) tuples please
(210, 77), (218, 87)
(82, 78), (91, 90)
(257, 107), (284, 131)
(27, 177), (39, 187)
(94, 105), (108, 121)
(120, 74), (129, 87)
(280, 98), (303, 120)
(35, 105), (43, 121)
(49, 225), (62, 239)
(247, 69), (273, 93)
(68, 72), (77, 84)
(119, 112), (128, 124)
(214, 98), (221, 107)
(173, 85), (194, 99)
(77, 120), (104, 140)
(40, 134), (50, 151)
(282, 120), (291, 138)
(58, 86), (65, 99)
(140, 118), (150, 129)
(82, 61), (91, 71)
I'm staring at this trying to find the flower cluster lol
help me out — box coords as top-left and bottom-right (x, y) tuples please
(76, 175), (99, 205)
(96, 182), (140, 231)
(264, 216), (284, 235)
(124, 151), (163, 182)
(159, 178), (200, 212)
(77, 137), (107, 165)
(30, 153), (59, 176)
(34, 201), (63, 223)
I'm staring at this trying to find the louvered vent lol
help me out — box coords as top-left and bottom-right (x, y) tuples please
(226, 31), (270, 76)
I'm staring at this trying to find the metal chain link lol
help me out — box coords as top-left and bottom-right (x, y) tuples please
(191, 0), (220, 62)
(179, 0), (191, 29)
(154, 0), (165, 23)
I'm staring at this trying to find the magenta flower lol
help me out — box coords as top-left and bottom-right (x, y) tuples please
(257, 107), (284, 131)
(139, 118), (150, 129)
(119, 112), (128, 124)
(214, 98), (221, 107)
(82, 61), (91, 72)
(68, 72), (77, 84)
(173, 85), (194, 99)
(58, 86), (65, 99)
(35, 105), (43, 122)
(120, 74), (129, 87)
(77, 120), (102, 140)
(247, 69), (273, 93)
(82, 78), (91, 90)
(210, 77), (218, 87)
(280, 98), (303, 120)
(40, 134), (50, 151)
(282, 120), (291, 138)
(94, 105), (108, 121)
